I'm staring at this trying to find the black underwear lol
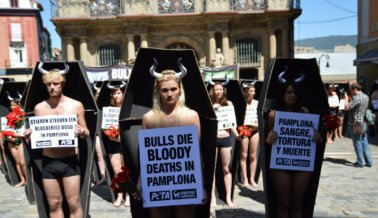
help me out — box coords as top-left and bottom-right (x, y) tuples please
(216, 137), (232, 148)
(105, 139), (122, 154)
(42, 155), (80, 179)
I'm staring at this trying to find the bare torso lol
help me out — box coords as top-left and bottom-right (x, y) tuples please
(34, 95), (86, 158)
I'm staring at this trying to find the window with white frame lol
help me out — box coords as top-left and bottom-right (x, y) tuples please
(9, 43), (27, 67)
(10, 23), (22, 42)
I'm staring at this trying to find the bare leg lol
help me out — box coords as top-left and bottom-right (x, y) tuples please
(62, 175), (83, 218)
(219, 146), (234, 207)
(109, 153), (124, 207)
(150, 207), (173, 218)
(326, 130), (333, 144)
(239, 137), (250, 187)
(337, 116), (344, 138)
(290, 171), (311, 218)
(95, 137), (106, 185)
(175, 205), (196, 218)
(248, 133), (259, 188)
(270, 170), (291, 218)
(210, 147), (218, 208)
(43, 178), (64, 218)
(8, 142), (26, 187)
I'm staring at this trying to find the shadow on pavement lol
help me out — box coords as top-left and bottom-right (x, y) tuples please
(91, 183), (113, 203)
(237, 184), (265, 205)
(323, 157), (354, 167)
(216, 208), (265, 218)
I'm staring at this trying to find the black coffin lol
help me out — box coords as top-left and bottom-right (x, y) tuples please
(95, 80), (128, 203)
(0, 81), (27, 187)
(257, 58), (329, 218)
(119, 48), (217, 218)
(23, 61), (98, 218)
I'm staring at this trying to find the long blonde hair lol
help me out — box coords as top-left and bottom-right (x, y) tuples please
(151, 70), (186, 127)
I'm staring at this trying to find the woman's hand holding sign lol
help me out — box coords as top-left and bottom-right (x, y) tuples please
(312, 128), (323, 144)
(266, 130), (278, 145)
(75, 124), (89, 139)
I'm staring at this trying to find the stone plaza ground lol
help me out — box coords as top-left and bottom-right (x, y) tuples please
(0, 135), (377, 218)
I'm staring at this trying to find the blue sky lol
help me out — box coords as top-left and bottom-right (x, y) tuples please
(39, 0), (357, 49)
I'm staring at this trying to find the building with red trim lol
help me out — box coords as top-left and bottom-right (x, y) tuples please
(0, 0), (51, 81)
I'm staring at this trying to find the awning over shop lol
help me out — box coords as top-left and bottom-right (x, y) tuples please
(354, 49), (378, 65)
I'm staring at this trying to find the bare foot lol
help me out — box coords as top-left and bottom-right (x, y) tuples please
(250, 181), (258, 189)
(124, 196), (130, 207)
(113, 198), (122, 208)
(210, 197), (217, 208)
(226, 200), (235, 208)
(241, 183), (250, 189)
(96, 175), (106, 186)
(15, 181), (26, 188)
(327, 140), (333, 144)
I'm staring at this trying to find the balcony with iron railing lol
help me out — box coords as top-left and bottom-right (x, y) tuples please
(50, 0), (300, 18)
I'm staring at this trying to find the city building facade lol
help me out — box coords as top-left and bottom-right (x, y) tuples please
(0, 0), (51, 81)
(355, 0), (378, 90)
(52, 0), (301, 80)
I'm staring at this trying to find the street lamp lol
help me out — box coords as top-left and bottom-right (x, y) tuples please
(318, 54), (330, 68)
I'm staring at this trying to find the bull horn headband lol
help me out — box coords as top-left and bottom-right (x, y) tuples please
(242, 80), (257, 88)
(278, 67), (305, 84)
(6, 91), (22, 101)
(149, 58), (187, 79)
(93, 82), (101, 91)
(107, 81), (127, 90)
(38, 61), (70, 75)
(208, 75), (229, 86)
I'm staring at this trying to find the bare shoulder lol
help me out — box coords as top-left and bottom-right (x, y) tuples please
(227, 100), (233, 106)
(184, 108), (199, 120)
(34, 101), (48, 115)
(142, 110), (155, 128)
(268, 110), (276, 119)
(64, 96), (84, 109)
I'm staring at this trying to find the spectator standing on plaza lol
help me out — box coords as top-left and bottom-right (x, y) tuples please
(346, 82), (373, 168)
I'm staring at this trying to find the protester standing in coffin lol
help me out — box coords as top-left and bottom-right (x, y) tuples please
(208, 79), (240, 208)
(239, 82), (259, 189)
(24, 63), (89, 218)
(265, 72), (322, 218)
(93, 82), (106, 185)
(326, 84), (339, 143)
(142, 59), (202, 218)
(4, 94), (27, 188)
(103, 82), (130, 207)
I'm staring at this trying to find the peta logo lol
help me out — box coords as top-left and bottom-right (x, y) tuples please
(150, 191), (170, 201)
(58, 139), (75, 146)
(172, 189), (197, 200)
(36, 140), (52, 147)
(276, 158), (291, 166)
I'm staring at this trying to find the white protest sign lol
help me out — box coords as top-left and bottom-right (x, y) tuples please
(339, 99), (346, 110)
(372, 100), (378, 110)
(215, 105), (237, 130)
(328, 95), (339, 108)
(29, 115), (78, 149)
(244, 101), (258, 126)
(138, 126), (203, 208)
(101, 107), (120, 129)
(270, 111), (319, 172)
(1, 117), (25, 135)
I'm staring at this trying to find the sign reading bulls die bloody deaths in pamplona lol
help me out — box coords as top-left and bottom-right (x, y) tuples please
(270, 111), (319, 172)
(138, 125), (203, 208)
(29, 114), (78, 149)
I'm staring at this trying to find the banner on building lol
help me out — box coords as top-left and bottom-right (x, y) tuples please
(201, 65), (238, 81)
(85, 65), (132, 83)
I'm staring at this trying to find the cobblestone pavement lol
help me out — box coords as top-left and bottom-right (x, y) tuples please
(0, 136), (377, 218)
